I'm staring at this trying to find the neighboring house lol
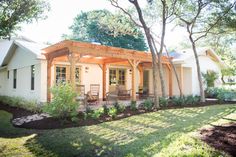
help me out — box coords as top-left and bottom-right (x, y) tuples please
(0, 38), (225, 103)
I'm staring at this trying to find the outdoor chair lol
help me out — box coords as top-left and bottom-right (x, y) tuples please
(87, 84), (100, 104)
(138, 87), (150, 99)
(106, 88), (119, 105)
(117, 85), (132, 100)
(106, 85), (132, 105)
(75, 85), (87, 106)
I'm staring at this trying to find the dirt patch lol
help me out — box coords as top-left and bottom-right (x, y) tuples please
(200, 123), (236, 157)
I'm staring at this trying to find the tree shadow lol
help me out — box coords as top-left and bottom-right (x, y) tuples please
(23, 105), (236, 157)
(0, 110), (42, 138)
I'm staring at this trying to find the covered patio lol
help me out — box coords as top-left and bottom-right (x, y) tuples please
(42, 40), (173, 103)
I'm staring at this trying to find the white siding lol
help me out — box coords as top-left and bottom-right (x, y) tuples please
(183, 55), (222, 95)
(0, 46), (45, 103)
(148, 66), (170, 96)
(0, 69), (7, 95)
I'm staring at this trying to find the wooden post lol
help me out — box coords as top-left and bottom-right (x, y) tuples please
(138, 65), (143, 88)
(132, 63), (136, 101)
(47, 58), (53, 102)
(128, 59), (140, 101)
(168, 64), (173, 97)
(69, 52), (76, 89)
(102, 64), (107, 100)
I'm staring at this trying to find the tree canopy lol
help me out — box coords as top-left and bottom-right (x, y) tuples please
(64, 10), (148, 51)
(0, 0), (50, 39)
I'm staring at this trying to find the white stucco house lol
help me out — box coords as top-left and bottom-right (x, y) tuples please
(0, 38), (224, 103)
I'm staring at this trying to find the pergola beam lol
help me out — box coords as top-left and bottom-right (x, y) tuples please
(42, 40), (173, 102)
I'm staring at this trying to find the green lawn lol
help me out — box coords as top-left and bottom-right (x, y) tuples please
(0, 104), (236, 157)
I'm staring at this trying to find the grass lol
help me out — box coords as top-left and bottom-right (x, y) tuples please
(0, 104), (236, 157)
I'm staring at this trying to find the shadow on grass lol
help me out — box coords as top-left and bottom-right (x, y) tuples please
(0, 110), (41, 138)
(22, 105), (236, 157)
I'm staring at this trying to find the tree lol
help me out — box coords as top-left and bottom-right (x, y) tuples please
(175, 0), (236, 102)
(109, 0), (161, 107)
(148, 0), (183, 97)
(0, 0), (50, 38)
(64, 10), (148, 51)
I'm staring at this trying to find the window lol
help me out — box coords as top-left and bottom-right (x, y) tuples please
(75, 67), (81, 84)
(56, 66), (66, 83)
(13, 69), (17, 89)
(109, 69), (117, 85)
(109, 68), (126, 85)
(7, 70), (9, 79)
(31, 65), (35, 90)
(118, 69), (125, 85)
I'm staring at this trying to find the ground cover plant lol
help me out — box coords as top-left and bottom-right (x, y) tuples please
(0, 95), (40, 112)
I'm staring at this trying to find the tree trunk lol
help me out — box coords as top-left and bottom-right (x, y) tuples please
(151, 37), (167, 98)
(221, 75), (225, 84)
(189, 35), (205, 102)
(130, 0), (160, 108)
(157, 0), (167, 98)
(157, 58), (166, 97)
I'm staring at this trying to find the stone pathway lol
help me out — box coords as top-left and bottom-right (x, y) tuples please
(12, 113), (51, 126)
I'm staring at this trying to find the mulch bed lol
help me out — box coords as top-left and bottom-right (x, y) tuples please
(200, 123), (236, 157)
(0, 103), (34, 119)
(0, 100), (235, 130)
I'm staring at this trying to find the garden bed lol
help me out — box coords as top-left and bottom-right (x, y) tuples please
(200, 122), (236, 156)
(0, 100), (235, 130)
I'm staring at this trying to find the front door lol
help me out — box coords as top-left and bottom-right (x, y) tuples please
(109, 68), (126, 92)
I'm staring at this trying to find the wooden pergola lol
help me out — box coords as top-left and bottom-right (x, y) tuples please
(42, 40), (173, 102)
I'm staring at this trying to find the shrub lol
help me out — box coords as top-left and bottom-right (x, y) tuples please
(103, 104), (109, 115)
(217, 90), (236, 102)
(113, 102), (126, 113)
(159, 97), (168, 107)
(171, 96), (185, 106)
(0, 95), (40, 112)
(108, 107), (117, 119)
(202, 71), (218, 88)
(205, 87), (221, 98)
(185, 95), (200, 105)
(130, 101), (137, 111)
(143, 99), (153, 110)
(205, 87), (236, 102)
(90, 108), (104, 119)
(43, 83), (79, 120)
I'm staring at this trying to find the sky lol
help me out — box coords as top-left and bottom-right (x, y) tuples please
(17, 0), (186, 48)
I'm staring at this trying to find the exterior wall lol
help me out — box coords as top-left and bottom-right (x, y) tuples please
(0, 46), (45, 103)
(148, 66), (170, 96)
(39, 60), (47, 102)
(52, 62), (141, 99)
(183, 67), (192, 95)
(172, 66), (181, 96)
(183, 55), (222, 95)
(52, 62), (103, 98)
(0, 69), (7, 95)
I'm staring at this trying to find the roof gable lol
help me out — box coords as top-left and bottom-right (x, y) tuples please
(0, 39), (48, 66)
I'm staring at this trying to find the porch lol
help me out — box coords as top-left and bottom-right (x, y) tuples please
(42, 40), (174, 102)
